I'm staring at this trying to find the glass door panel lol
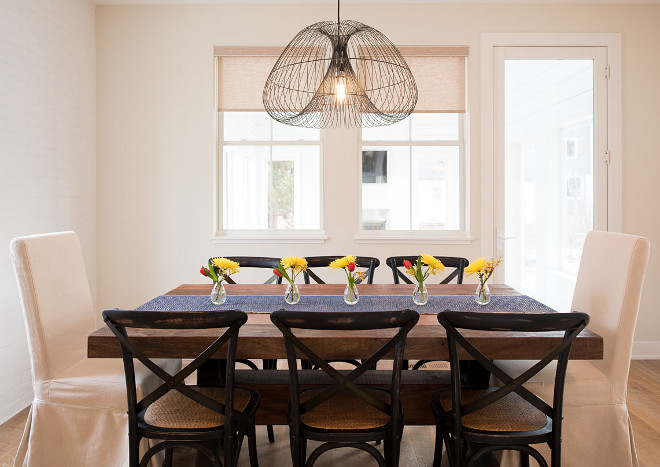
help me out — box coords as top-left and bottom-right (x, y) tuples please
(494, 47), (607, 311)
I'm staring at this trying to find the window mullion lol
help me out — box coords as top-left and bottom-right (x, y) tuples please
(268, 119), (274, 229)
(409, 117), (413, 230)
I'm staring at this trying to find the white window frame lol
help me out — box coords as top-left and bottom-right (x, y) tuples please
(480, 33), (622, 260)
(355, 114), (471, 244)
(213, 114), (326, 243)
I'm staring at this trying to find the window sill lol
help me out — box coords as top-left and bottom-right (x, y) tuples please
(211, 232), (328, 244)
(354, 235), (474, 245)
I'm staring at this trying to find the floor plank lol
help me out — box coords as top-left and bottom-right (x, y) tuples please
(2, 361), (659, 466)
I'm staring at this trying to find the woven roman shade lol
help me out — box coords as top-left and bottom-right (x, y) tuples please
(215, 46), (467, 113)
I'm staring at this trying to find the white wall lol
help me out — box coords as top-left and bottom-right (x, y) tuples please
(96, 4), (660, 352)
(0, 0), (96, 423)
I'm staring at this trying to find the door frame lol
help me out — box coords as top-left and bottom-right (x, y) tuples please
(480, 33), (622, 261)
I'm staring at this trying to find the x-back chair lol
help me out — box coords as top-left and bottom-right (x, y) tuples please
(386, 256), (468, 286)
(271, 309), (419, 467)
(302, 255), (380, 284)
(432, 311), (590, 467)
(103, 309), (259, 467)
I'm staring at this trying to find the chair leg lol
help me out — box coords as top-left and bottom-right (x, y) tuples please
(389, 435), (402, 467)
(433, 426), (444, 467)
(290, 428), (302, 467)
(248, 418), (260, 467)
(267, 424), (275, 443)
(551, 442), (561, 467)
(521, 452), (530, 467)
(128, 431), (140, 467)
(300, 438), (307, 466)
(224, 432), (233, 467)
(163, 448), (174, 467)
(452, 435), (463, 467)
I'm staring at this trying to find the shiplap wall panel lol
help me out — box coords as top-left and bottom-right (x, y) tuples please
(0, 0), (96, 424)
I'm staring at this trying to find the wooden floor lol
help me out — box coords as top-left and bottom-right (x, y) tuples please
(2, 361), (660, 466)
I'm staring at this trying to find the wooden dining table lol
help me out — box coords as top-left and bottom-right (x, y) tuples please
(87, 283), (603, 425)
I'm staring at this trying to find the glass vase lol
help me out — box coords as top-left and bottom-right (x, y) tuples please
(412, 283), (428, 305)
(210, 281), (226, 305)
(474, 282), (491, 306)
(344, 282), (359, 305)
(284, 282), (300, 305)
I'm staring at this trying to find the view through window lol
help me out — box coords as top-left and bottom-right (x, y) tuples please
(360, 113), (464, 232)
(221, 112), (321, 230)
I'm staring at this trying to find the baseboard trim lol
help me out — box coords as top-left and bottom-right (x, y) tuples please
(632, 341), (660, 359)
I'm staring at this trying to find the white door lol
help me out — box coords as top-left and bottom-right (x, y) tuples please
(493, 46), (609, 311)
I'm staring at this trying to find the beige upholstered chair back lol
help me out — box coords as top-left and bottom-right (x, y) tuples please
(10, 232), (96, 391)
(571, 230), (650, 402)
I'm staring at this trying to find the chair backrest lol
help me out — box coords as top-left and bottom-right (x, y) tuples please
(102, 309), (247, 431)
(209, 256), (283, 284)
(10, 231), (96, 388)
(271, 309), (419, 429)
(438, 311), (590, 433)
(571, 231), (650, 401)
(302, 256), (380, 284)
(386, 256), (469, 284)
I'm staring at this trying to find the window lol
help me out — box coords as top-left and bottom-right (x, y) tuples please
(215, 49), (323, 237)
(359, 47), (468, 237)
(221, 112), (321, 231)
(360, 114), (464, 232)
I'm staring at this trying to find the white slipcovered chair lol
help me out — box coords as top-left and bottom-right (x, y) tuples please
(494, 230), (650, 466)
(10, 231), (181, 466)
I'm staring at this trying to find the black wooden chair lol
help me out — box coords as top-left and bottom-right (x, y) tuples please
(103, 309), (259, 467)
(271, 309), (419, 467)
(209, 256), (283, 285)
(385, 256), (468, 285)
(209, 255), (282, 442)
(298, 255), (382, 371)
(302, 255), (380, 284)
(431, 311), (590, 467)
(386, 256), (469, 371)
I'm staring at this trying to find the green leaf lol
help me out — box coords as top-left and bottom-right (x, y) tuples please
(206, 260), (218, 282)
(277, 261), (293, 284)
(415, 255), (424, 284)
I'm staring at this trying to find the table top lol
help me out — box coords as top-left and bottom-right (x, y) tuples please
(88, 283), (603, 360)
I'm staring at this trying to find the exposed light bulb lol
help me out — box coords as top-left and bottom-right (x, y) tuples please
(335, 77), (347, 103)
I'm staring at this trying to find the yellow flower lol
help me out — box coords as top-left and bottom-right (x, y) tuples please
(281, 256), (308, 274)
(421, 254), (445, 275)
(465, 257), (487, 276)
(328, 255), (357, 269)
(211, 257), (240, 277)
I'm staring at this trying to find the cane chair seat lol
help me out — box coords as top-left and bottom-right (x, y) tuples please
(300, 388), (391, 431)
(143, 386), (254, 429)
(434, 388), (548, 432)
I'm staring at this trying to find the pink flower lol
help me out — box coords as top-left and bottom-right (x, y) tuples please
(403, 260), (413, 269)
(347, 262), (356, 272)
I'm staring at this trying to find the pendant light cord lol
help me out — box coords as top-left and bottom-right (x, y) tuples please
(337, 0), (340, 25)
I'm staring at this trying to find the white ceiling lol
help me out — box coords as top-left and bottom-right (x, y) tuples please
(94, 0), (660, 5)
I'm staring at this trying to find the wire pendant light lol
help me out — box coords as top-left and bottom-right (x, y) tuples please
(263, 0), (417, 128)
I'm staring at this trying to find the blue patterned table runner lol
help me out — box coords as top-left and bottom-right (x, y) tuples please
(136, 294), (557, 314)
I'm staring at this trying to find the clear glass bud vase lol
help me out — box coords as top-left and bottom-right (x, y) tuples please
(474, 282), (491, 306)
(284, 282), (300, 305)
(210, 281), (226, 305)
(344, 282), (359, 305)
(412, 283), (428, 305)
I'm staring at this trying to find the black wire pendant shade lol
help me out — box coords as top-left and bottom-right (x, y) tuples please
(263, 2), (417, 128)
